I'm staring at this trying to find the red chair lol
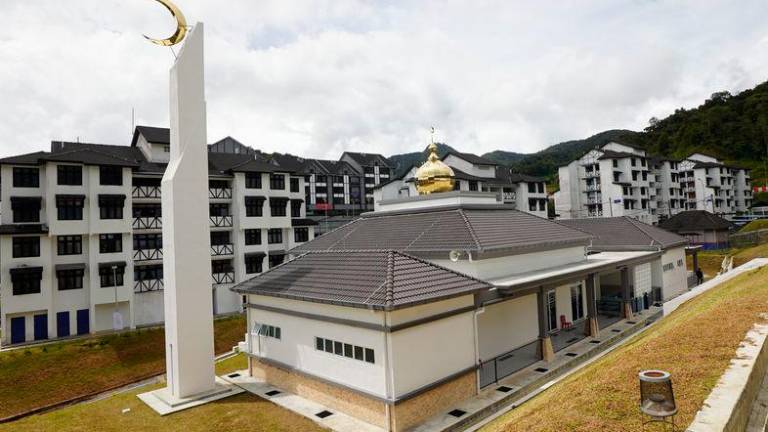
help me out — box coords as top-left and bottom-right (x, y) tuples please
(560, 315), (572, 329)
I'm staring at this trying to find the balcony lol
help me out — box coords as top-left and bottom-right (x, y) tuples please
(502, 192), (516, 203)
(132, 216), (162, 230)
(584, 171), (600, 179)
(132, 185), (161, 199)
(134, 278), (164, 293)
(209, 215), (233, 228)
(208, 187), (232, 200)
(585, 184), (601, 192)
(212, 272), (235, 285)
(587, 197), (602, 205)
(211, 243), (234, 256)
(133, 248), (163, 262)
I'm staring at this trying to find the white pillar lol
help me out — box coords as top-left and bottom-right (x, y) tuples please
(161, 23), (216, 399)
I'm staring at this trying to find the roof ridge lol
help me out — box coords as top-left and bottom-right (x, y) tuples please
(323, 218), (364, 250)
(385, 250), (395, 307)
(50, 147), (140, 164)
(457, 209), (483, 252)
(624, 217), (660, 245)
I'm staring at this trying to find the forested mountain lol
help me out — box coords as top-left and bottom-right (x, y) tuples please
(387, 80), (768, 183)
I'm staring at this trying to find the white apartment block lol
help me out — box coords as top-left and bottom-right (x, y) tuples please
(375, 150), (549, 218)
(555, 142), (752, 224)
(0, 126), (315, 345)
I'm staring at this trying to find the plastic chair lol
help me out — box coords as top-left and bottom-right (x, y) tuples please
(560, 315), (572, 329)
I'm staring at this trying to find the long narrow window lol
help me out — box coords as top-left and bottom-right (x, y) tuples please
(314, 337), (374, 364)
(57, 235), (82, 255)
(570, 285), (584, 321)
(12, 237), (40, 258)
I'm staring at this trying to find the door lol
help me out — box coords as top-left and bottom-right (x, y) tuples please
(34, 314), (48, 341)
(10, 317), (25, 344)
(571, 284), (584, 321)
(546, 290), (557, 332)
(76, 309), (89, 335)
(57, 311), (70, 338)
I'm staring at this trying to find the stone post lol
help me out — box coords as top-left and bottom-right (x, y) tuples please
(584, 273), (600, 337)
(621, 267), (633, 320)
(537, 286), (555, 362)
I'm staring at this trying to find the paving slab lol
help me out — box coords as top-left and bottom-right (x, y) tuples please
(137, 376), (243, 415)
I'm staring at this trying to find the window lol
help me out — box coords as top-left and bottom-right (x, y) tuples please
(244, 196), (264, 217)
(270, 174), (285, 190)
(211, 260), (233, 274)
(210, 231), (230, 246)
(99, 234), (122, 253)
(11, 268), (42, 295)
(133, 233), (162, 250)
(528, 183), (536, 193)
(245, 254), (264, 274)
(612, 159), (618, 168)
(57, 165), (82, 185)
(631, 158), (637, 167)
(245, 172), (262, 189)
(57, 235), (82, 255)
(267, 229), (282, 244)
(209, 203), (230, 216)
(290, 177), (300, 193)
(632, 171), (638, 181)
(252, 322), (281, 340)
(537, 183), (544, 193)
(528, 198), (537, 212)
(315, 337), (374, 364)
(57, 268), (84, 290)
(13, 167), (39, 188)
(12, 236), (40, 258)
(269, 254), (285, 268)
(291, 200), (303, 218)
(270, 199), (287, 217)
(294, 228), (309, 243)
(134, 264), (163, 281)
(163, 145), (170, 153)
(99, 166), (123, 186)
(245, 229), (261, 245)
(99, 264), (125, 287)
(56, 195), (85, 220)
(468, 181), (478, 192)
(98, 195), (125, 219)
(11, 197), (41, 222)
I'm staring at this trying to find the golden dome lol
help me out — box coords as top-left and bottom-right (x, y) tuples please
(415, 142), (455, 194)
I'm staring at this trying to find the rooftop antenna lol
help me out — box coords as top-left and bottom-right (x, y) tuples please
(131, 107), (135, 135)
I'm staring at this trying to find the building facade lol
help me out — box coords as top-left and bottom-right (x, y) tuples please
(0, 126), (316, 345)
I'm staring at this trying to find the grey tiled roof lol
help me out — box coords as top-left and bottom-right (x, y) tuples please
(293, 206), (592, 255)
(0, 151), (49, 165)
(232, 250), (493, 310)
(341, 151), (391, 167)
(442, 150), (498, 166)
(597, 150), (641, 160)
(559, 217), (688, 250)
(658, 210), (732, 232)
(132, 125), (170, 145)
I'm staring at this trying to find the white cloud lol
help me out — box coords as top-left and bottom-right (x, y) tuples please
(1, 0), (768, 159)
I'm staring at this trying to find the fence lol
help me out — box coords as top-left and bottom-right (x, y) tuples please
(478, 340), (540, 388)
(729, 228), (768, 248)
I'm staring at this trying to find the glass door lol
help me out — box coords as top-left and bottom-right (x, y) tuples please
(546, 290), (557, 332)
(571, 284), (584, 321)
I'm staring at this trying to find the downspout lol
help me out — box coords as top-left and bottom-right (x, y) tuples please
(473, 306), (485, 392)
(383, 310), (395, 431)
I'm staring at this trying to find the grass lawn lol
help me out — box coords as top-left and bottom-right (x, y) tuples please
(687, 241), (768, 277)
(0, 314), (245, 420)
(0, 353), (326, 432)
(482, 265), (768, 432)
(740, 219), (768, 232)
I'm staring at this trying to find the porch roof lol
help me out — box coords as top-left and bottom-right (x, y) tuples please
(490, 250), (662, 295)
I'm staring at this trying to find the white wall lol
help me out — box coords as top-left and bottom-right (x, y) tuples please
(661, 247), (688, 300)
(477, 294), (538, 359)
(431, 246), (586, 281)
(634, 263), (652, 297)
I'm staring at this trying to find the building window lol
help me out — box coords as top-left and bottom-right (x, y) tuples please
(294, 227), (309, 243)
(290, 177), (300, 193)
(99, 234), (122, 253)
(13, 167), (39, 188)
(612, 159), (618, 168)
(528, 183), (536, 193)
(57, 165), (82, 186)
(56, 195), (85, 220)
(269, 254), (284, 267)
(244, 197), (264, 217)
(134, 264), (163, 282)
(291, 200), (303, 218)
(537, 183), (544, 193)
(314, 337), (374, 364)
(211, 260), (233, 274)
(570, 285), (584, 320)
(163, 145), (170, 153)
(98, 195), (125, 219)
(267, 229), (283, 244)
(269, 174), (285, 190)
(528, 198), (537, 212)
(453, 181), (461, 191)
(210, 231), (230, 246)
(245, 172), (262, 189)
(133, 233), (162, 250)
(57, 268), (84, 291)
(57, 235), (82, 255)
(12, 236), (40, 258)
(209, 203), (230, 216)
(677, 259), (684, 267)
(244, 229), (261, 245)
(245, 254), (263, 274)
(99, 166), (123, 186)
(11, 197), (41, 222)
(468, 181), (478, 192)
(99, 265), (125, 287)
(270, 199), (287, 217)
(252, 322), (281, 340)
(11, 268), (42, 295)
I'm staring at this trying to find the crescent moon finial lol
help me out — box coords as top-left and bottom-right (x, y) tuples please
(144, 0), (188, 46)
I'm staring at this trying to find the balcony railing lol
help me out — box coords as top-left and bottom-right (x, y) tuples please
(132, 216), (162, 230)
(133, 248), (163, 262)
(210, 243), (234, 256)
(134, 278), (164, 293)
(585, 184), (601, 192)
(212, 272), (235, 285)
(209, 215), (233, 228)
(209, 188), (232, 199)
(588, 211), (604, 217)
(132, 185), (161, 199)
(584, 171), (600, 178)
(587, 197), (602, 205)
(501, 192), (516, 203)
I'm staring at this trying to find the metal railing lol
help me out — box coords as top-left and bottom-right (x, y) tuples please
(208, 187), (232, 199)
(134, 278), (164, 293)
(132, 185), (161, 199)
(132, 216), (162, 230)
(209, 215), (233, 228)
(212, 271), (235, 285)
(479, 340), (540, 388)
(133, 248), (163, 261)
(584, 171), (601, 178)
(210, 243), (234, 256)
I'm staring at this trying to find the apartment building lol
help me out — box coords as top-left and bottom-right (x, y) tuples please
(555, 142), (752, 224)
(340, 152), (392, 207)
(0, 126), (316, 345)
(375, 149), (549, 218)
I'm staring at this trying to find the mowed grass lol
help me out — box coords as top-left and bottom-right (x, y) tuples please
(482, 265), (768, 432)
(0, 353), (326, 432)
(0, 314), (245, 420)
(740, 219), (768, 232)
(687, 241), (768, 278)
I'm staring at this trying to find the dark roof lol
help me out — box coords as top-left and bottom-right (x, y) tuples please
(692, 161), (724, 169)
(131, 126), (169, 146)
(559, 217), (688, 250)
(442, 150), (497, 166)
(42, 148), (139, 167)
(341, 151), (391, 167)
(207, 153), (288, 174)
(310, 159), (358, 175)
(658, 210), (732, 232)
(267, 153), (311, 172)
(293, 205), (592, 256)
(597, 150), (641, 160)
(232, 250), (493, 310)
(0, 151), (48, 165)
(292, 218), (319, 227)
(494, 167), (545, 184)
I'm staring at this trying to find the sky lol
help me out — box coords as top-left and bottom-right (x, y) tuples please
(2, 1), (768, 160)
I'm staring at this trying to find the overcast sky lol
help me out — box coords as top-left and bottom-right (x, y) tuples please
(2, 1), (768, 159)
